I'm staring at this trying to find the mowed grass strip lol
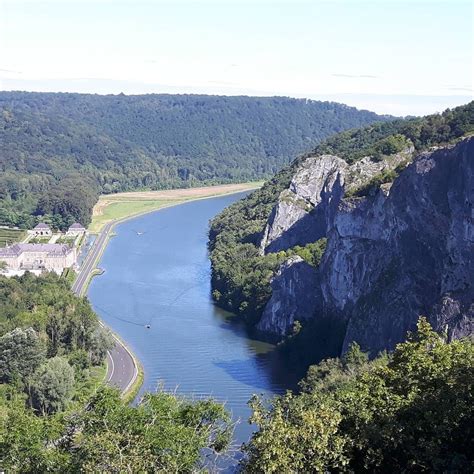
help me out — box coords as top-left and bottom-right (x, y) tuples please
(0, 228), (26, 247)
(88, 199), (174, 233)
(89, 182), (263, 233)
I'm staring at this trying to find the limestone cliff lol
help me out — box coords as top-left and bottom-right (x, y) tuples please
(258, 137), (473, 354)
(260, 149), (410, 253)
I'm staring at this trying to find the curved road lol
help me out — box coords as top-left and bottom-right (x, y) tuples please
(72, 223), (138, 394)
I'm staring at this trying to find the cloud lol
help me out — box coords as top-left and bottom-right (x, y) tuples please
(332, 73), (378, 79)
(0, 68), (22, 74)
(445, 86), (473, 92)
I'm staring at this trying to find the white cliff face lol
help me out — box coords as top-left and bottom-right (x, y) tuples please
(257, 138), (474, 355)
(260, 155), (347, 253)
(260, 150), (410, 254)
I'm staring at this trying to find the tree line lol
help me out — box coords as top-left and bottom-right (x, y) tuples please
(0, 92), (387, 230)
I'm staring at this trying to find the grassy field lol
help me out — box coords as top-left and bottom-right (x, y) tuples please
(29, 236), (52, 244)
(56, 236), (76, 245)
(0, 228), (26, 247)
(89, 182), (263, 233)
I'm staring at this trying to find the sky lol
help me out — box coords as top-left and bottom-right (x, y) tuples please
(0, 0), (472, 116)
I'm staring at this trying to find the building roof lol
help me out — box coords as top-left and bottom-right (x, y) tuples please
(33, 222), (51, 230)
(0, 243), (73, 257)
(68, 223), (85, 230)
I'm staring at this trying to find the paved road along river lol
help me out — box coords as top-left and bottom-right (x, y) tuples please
(87, 192), (296, 447)
(73, 221), (137, 394)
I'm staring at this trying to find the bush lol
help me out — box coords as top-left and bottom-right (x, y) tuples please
(243, 318), (474, 472)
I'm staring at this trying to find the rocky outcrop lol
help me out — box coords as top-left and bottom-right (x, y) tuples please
(260, 150), (410, 253)
(260, 155), (347, 253)
(257, 137), (473, 355)
(257, 256), (320, 335)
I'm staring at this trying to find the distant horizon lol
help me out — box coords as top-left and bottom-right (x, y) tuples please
(1, 86), (472, 118)
(1, 1), (471, 116)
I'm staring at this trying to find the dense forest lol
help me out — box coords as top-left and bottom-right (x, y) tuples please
(0, 92), (387, 230)
(2, 301), (471, 471)
(0, 273), (112, 410)
(209, 101), (474, 333)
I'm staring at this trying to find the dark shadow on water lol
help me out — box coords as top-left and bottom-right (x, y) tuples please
(213, 358), (284, 392)
(214, 350), (300, 393)
(211, 305), (302, 391)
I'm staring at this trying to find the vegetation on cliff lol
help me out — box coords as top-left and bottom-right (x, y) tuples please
(209, 102), (474, 328)
(243, 318), (474, 472)
(0, 91), (386, 230)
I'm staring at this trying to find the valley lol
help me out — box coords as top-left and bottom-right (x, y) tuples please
(1, 1), (472, 471)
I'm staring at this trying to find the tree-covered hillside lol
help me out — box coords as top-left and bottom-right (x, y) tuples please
(0, 92), (387, 229)
(209, 102), (474, 328)
(0, 273), (232, 471)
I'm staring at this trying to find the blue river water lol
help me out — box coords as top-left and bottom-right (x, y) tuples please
(87, 192), (296, 449)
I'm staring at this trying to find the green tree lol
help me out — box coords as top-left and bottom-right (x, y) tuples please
(0, 390), (69, 472)
(243, 318), (474, 472)
(88, 327), (114, 365)
(29, 357), (75, 415)
(0, 386), (232, 473)
(0, 327), (46, 385)
(244, 393), (349, 473)
(72, 387), (232, 472)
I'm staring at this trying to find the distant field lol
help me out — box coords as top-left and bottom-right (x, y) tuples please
(89, 182), (263, 233)
(0, 228), (26, 247)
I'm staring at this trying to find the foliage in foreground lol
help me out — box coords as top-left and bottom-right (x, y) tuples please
(0, 272), (113, 415)
(0, 386), (232, 473)
(243, 318), (474, 472)
(0, 272), (232, 472)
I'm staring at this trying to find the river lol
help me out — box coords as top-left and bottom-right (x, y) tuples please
(87, 192), (296, 450)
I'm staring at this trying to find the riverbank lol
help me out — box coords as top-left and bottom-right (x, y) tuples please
(77, 183), (262, 400)
(86, 190), (292, 449)
(89, 181), (263, 233)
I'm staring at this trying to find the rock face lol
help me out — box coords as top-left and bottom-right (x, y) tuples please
(258, 137), (474, 355)
(260, 155), (346, 253)
(260, 150), (409, 253)
(257, 256), (320, 335)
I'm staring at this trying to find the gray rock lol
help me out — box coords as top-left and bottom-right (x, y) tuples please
(260, 155), (347, 253)
(257, 137), (473, 353)
(257, 256), (320, 335)
(261, 150), (410, 253)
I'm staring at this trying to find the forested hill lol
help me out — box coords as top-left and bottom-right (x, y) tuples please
(209, 101), (473, 362)
(0, 91), (388, 229)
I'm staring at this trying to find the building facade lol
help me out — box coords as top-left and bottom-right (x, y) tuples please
(66, 223), (86, 237)
(30, 223), (52, 237)
(0, 243), (76, 275)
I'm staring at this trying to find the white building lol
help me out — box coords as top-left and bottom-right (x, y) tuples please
(30, 222), (52, 237)
(0, 243), (76, 275)
(66, 223), (86, 237)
